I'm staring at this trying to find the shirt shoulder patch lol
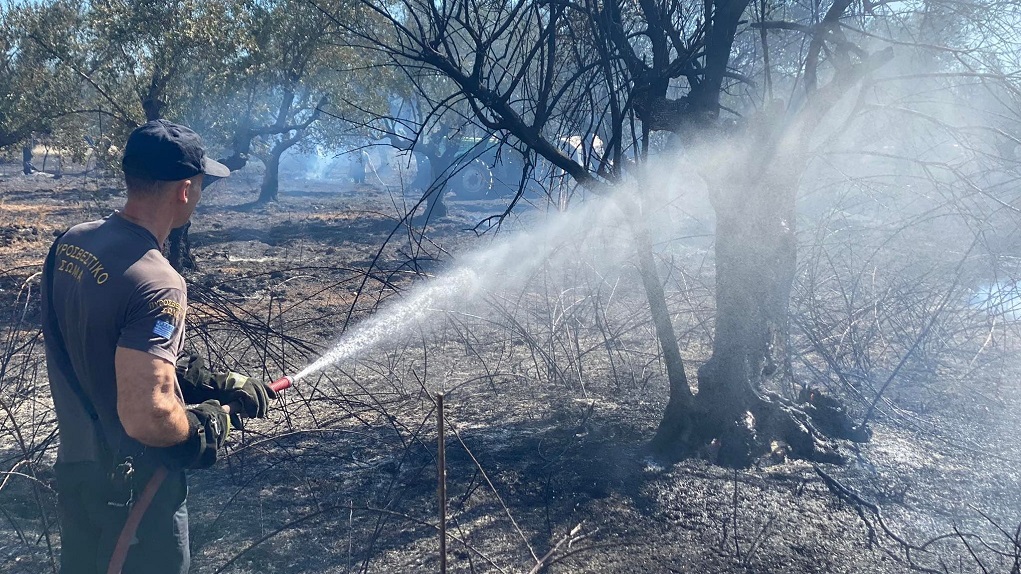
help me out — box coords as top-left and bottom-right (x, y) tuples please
(153, 319), (176, 340)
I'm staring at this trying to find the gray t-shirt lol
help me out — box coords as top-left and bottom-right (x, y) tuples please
(43, 212), (187, 463)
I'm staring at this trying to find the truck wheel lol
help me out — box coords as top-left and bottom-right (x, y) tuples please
(457, 159), (493, 199)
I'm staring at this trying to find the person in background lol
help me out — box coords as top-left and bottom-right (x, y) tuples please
(351, 151), (366, 184)
(42, 119), (277, 574)
(22, 133), (36, 175)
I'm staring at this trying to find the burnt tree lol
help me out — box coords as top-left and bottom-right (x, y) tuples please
(339, 0), (883, 465)
(247, 93), (328, 204)
(624, 0), (886, 463)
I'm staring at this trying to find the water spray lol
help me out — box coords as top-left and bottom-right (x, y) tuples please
(284, 199), (629, 382)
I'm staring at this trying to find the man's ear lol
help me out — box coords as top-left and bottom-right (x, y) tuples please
(177, 179), (192, 203)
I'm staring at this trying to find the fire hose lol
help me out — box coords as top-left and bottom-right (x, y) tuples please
(106, 375), (293, 574)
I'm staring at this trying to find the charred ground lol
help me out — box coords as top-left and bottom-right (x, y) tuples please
(1, 163), (1020, 573)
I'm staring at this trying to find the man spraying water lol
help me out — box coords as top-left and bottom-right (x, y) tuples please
(42, 120), (284, 574)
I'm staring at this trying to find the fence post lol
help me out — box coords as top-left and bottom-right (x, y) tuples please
(437, 393), (447, 574)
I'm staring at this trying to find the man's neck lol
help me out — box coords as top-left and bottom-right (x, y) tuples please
(118, 201), (174, 246)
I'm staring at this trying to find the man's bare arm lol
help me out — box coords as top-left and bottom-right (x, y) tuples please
(115, 347), (191, 447)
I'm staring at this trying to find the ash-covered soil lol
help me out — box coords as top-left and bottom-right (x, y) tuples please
(1, 162), (1020, 573)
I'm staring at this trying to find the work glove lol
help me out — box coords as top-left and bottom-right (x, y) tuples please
(214, 370), (277, 426)
(187, 399), (230, 468)
(160, 399), (230, 470)
(176, 352), (277, 424)
(190, 399), (230, 441)
(176, 352), (220, 404)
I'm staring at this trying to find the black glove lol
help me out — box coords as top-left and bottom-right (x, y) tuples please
(176, 352), (277, 423)
(215, 371), (277, 426)
(158, 399), (229, 470)
(175, 352), (220, 404)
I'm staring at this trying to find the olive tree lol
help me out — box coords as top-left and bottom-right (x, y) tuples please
(327, 0), (949, 466)
(7, 0), (253, 162)
(0, 1), (81, 151)
(194, 0), (392, 203)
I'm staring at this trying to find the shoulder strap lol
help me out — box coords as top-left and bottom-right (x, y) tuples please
(43, 232), (102, 424)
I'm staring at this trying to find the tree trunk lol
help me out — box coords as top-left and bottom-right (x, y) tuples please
(623, 202), (695, 459)
(643, 170), (798, 465)
(649, 141), (852, 466)
(22, 144), (35, 175)
(141, 73), (167, 121)
(409, 148), (450, 225)
(258, 149), (285, 203)
(165, 222), (194, 272)
(164, 160), (240, 271)
(259, 154), (281, 203)
(258, 135), (303, 204)
(142, 97), (163, 122)
(693, 174), (798, 466)
(421, 152), (449, 221)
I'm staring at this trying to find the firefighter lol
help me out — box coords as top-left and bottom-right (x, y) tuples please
(42, 120), (277, 574)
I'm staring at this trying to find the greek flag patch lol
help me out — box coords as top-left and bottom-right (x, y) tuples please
(153, 319), (176, 339)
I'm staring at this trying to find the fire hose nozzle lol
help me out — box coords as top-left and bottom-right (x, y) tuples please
(270, 376), (293, 392)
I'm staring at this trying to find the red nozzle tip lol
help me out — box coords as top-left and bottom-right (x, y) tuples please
(270, 376), (293, 392)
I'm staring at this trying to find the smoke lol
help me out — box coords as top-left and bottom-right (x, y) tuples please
(279, 145), (410, 187)
(290, 12), (1021, 400)
(267, 8), (1021, 565)
(279, 147), (347, 181)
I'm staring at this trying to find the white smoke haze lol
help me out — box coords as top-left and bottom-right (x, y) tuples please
(278, 144), (410, 184)
(291, 9), (1021, 455)
(5, 1), (1021, 570)
(294, 54), (1021, 389)
(193, 5), (1021, 570)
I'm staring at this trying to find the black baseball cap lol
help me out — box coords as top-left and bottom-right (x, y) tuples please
(122, 119), (230, 181)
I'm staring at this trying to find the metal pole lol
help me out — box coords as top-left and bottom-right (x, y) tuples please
(437, 393), (447, 574)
